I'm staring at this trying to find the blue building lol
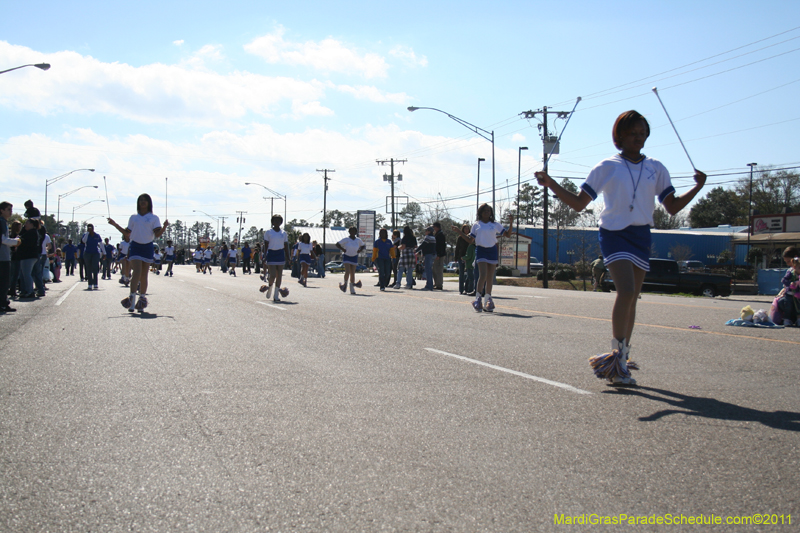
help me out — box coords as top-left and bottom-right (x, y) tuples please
(517, 225), (749, 266)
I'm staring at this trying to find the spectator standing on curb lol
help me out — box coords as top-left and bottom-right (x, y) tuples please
(372, 228), (395, 291)
(417, 227), (436, 291)
(591, 255), (605, 292)
(0, 202), (20, 312)
(432, 222), (446, 290)
(454, 224), (470, 295)
(394, 226), (417, 290)
(313, 240), (325, 278)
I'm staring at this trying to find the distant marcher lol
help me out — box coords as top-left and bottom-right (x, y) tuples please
(295, 233), (316, 287)
(261, 215), (291, 302)
(81, 223), (104, 290)
(241, 242), (251, 274)
(63, 239), (77, 276)
(336, 227), (365, 295)
(453, 204), (514, 313)
(164, 240), (175, 277)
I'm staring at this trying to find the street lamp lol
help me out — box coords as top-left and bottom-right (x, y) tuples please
(408, 106), (496, 213)
(45, 168), (95, 227)
(57, 185), (98, 235)
(193, 210), (220, 243)
(515, 147), (528, 270)
(72, 199), (105, 222)
(476, 158), (485, 214)
(747, 162), (757, 263)
(0, 63), (50, 75)
(245, 182), (287, 223)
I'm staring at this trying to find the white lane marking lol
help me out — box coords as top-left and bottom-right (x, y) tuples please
(205, 287), (218, 291)
(256, 301), (287, 311)
(425, 348), (592, 395)
(505, 295), (549, 299)
(55, 282), (81, 306)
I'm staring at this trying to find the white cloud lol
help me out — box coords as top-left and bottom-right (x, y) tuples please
(389, 45), (428, 68)
(173, 40), (184, 46)
(0, 41), (328, 126)
(511, 133), (526, 142)
(244, 26), (389, 79)
(335, 84), (409, 104)
(290, 100), (335, 118)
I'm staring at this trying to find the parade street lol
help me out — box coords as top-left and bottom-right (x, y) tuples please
(1, 268), (798, 532)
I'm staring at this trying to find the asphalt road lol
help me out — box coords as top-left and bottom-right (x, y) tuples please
(1, 267), (798, 532)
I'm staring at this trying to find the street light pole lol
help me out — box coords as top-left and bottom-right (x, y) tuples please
(57, 185), (98, 236)
(245, 182), (287, 225)
(476, 158), (485, 214)
(516, 147), (528, 270)
(45, 168), (95, 227)
(408, 106), (496, 213)
(0, 63), (50, 75)
(72, 199), (105, 222)
(193, 210), (220, 244)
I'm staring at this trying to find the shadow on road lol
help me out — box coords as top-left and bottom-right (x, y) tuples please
(607, 386), (800, 432)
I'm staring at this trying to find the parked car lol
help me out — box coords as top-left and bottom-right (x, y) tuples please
(325, 261), (344, 273)
(602, 258), (731, 297)
(529, 257), (544, 272)
(678, 260), (708, 273)
(445, 261), (459, 273)
(326, 261), (367, 273)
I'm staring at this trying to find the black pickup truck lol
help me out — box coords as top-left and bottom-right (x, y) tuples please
(601, 258), (732, 297)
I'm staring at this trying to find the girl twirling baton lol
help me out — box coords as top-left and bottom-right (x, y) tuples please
(535, 110), (705, 386)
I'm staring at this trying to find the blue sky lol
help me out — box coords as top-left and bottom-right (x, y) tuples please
(2, 0), (799, 237)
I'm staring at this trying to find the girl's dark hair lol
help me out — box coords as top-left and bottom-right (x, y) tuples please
(477, 203), (495, 223)
(403, 226), (413, 237)
(301, 233), (310, 244)
(783, 246), (799, 258)
(137, 193), (154, 215)
(271, 214), (283, 226)
(612, 110), (650, 150)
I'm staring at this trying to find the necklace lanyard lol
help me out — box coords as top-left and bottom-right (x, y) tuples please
(622, 157), (645, 212)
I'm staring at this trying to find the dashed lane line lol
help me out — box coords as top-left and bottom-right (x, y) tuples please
(425, 348), (592, 395)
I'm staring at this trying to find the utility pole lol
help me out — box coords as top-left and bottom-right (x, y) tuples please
(376, 158), (407, 229)
(219, 216), (227, 244)
(235, 211), (247, 244)
(317, 169), (335, 267)
(263, 197), (277, 218)
(520, 106), (574, 289)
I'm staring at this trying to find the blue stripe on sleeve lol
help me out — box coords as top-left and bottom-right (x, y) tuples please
(658, 185), (676, 203)
(581, 182), (597, 200)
